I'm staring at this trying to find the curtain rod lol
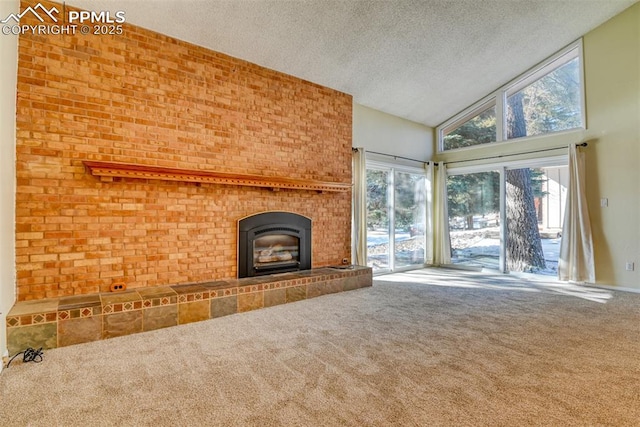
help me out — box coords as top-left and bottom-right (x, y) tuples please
(353, 142), (588, 167)
(352, 148), (433, 165)
(443, 142), (588, 166)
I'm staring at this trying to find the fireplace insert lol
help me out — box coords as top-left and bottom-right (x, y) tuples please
(238, 211), (311, 278)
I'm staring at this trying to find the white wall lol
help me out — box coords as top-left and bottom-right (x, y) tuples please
(353, 103), (433, 163)
(582, 2), (640, 289)
(0, 0), (18, 366)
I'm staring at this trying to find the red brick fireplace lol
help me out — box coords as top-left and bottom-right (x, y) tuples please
(14, 0), (353, 301)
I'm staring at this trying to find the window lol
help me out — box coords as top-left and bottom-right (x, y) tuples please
(366, 168), (391, 271)
(438, 40), (584, 151)
(394, 171), (426, 269)
(447, 170), (500, 269)
(445, 158), (568, 276)
(366, 163), (427, 273)
(506, 56), (581, 139)
(442, 101), (496, 150)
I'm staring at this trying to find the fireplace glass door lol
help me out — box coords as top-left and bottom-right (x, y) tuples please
(253, 234), (300, 273)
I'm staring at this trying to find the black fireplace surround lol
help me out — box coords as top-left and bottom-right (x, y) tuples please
(238, 211), (312, 278)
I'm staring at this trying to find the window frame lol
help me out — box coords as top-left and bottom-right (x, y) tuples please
(437, 39), (585, 153)
(445, 154), (568, 273)
(440, 97), (499, 151)
(365, 159), (428, 274)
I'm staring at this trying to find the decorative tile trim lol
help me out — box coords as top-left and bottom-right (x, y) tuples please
(101, 300), (143, 314)
(212, 288), (238, 298)
(142, 295), (178, 308)
(177, 291), (210, 303)
(6, 316), (20, 328)
(55, 305), (102, 321)
(5, 311), (59, 327)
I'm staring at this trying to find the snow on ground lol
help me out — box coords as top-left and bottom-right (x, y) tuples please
(367, 228), (562, 276)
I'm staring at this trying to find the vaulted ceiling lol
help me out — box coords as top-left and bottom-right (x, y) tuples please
(67, 0), (638, 128)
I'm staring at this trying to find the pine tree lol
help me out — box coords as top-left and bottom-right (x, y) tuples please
(505, 93), (546, 271)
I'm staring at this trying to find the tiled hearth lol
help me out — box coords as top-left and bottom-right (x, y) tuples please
(6, 267), (371, 356)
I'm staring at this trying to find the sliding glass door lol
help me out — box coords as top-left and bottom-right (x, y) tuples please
(505, 165), (567, 275)
(447, 170), (501, 269)
(366, 168), (391, 271)
(394, 172), (426, 269)
(446, 159), (568, 276)
(366, 164), (427, 273)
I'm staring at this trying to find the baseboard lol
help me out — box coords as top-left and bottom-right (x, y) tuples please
(587, 284), (640, 294)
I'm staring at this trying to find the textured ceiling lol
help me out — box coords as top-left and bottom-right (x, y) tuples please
(66, 0), (638, 127)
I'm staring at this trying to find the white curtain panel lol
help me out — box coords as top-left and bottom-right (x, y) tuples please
(558, 144), (595, 283)
(425, 162), (435, 265)
(433, 163), (452, 265)
(352, 148), (367, 266)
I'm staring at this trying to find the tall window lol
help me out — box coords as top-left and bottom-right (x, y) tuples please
(447, 171), (501, 269)
(366, 163), (427, 273)
(438, 40), (584, 151)
(446, 161), (568, 276)
(366, 168), (390, 271)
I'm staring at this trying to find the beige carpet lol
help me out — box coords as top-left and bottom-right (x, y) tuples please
(1, 268), (639, 426)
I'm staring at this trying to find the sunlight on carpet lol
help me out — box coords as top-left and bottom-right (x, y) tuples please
(375, 268), (613, 303)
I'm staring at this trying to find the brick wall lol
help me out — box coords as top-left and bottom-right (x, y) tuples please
(15, 0), (352, 300)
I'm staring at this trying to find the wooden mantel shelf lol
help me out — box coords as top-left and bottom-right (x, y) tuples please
(83, 161), (351, 193)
